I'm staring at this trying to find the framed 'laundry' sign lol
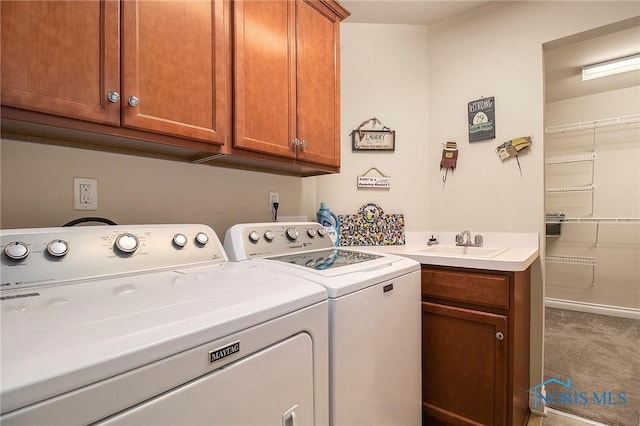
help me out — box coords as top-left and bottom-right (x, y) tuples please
(468, 96), (495, 142)
(352, 130), (395, 151)
(350, 117), (396, 151)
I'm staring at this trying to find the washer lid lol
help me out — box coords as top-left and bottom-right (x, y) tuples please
(267, 248), (383, 270)
(1, 262), (327, 414)
(258, 249), (420, 298)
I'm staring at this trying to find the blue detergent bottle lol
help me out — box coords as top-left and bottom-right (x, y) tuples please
(316, 202), (340, 246)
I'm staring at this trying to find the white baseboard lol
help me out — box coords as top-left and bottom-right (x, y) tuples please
(546, 407), (608, 425)
(545, 298), (640, 319)
(529, 384), (547, 416)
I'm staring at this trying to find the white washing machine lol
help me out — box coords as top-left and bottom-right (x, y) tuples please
(1, 224), (328, 426)
(224, 222), (422, 426)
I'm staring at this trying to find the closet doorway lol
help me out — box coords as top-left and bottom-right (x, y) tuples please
(543, 17), (640, 426)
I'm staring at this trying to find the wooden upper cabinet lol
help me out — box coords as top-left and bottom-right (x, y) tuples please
(1, 0), (348, 175)
(121, 1), (228, 145)
(296, 0), (343, 167)
(1, 0), (228, 146)
(233, 0), (295, 158)
(1, 1), (120, 125)
(233, 0), (348, 167)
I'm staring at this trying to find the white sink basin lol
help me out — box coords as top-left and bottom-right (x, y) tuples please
(419, 246), (509, 258)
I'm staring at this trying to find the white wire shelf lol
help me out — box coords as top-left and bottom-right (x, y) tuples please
(545, 153), (596, 164)
(546, 255), (596, 266)
(546, 255), (597, 285)
(545, 114), (640, 134)
(544, 217), (640, 224)
(545, 184), (595, 194)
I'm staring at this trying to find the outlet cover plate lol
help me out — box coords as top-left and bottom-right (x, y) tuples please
(74, 177), (98, 210)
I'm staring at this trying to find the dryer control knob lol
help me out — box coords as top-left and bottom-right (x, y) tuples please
(195, 232), (209, 246)
(317, 227), (327, 237)
(173, 233), (188, 248)
(248, 231), (260, 243)
(307, 228), (317, 238)
(264, 230), (275, 242)
(285, 227), (299, 241)
(4, 241), (30, 260)
(115, 233), (140, 254)
(47, 240), (69, 257)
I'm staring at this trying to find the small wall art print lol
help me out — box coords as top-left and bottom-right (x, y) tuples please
(468, 96), (495, 142)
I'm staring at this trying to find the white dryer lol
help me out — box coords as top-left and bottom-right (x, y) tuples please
(1, 224), (328, 426)
(224, 222), (422, 426)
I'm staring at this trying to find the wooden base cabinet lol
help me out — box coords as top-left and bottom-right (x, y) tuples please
(421, 266), (531, 426)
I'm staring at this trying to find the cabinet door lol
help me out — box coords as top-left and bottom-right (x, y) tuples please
(233, 0), (296, 158)
(122, 1), (228, 145)
(1, 0), (120, 125)
(295, 0), (341, 167)
(422, 302), (507, 426)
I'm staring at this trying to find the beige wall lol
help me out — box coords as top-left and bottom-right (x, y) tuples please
(0, 136), (317, 239)
(316, 23), (430, 230)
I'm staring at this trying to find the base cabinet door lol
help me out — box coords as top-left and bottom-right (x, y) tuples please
(422, 302), (508, 426)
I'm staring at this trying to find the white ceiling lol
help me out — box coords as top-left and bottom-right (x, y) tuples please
(340, 2), (640, 102)
(340, 0), (488, 25)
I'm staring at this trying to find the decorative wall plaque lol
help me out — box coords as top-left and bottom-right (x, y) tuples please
(357, 167), (391, 189)
(351, 117), (395, 151)
(468, 96), (495, 142)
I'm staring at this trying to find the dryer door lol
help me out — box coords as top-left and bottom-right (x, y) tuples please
(98, 333), (314, 426)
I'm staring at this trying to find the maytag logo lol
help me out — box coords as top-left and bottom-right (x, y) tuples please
(209, 341), (240, 364)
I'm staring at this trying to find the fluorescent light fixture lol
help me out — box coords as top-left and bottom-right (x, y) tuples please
(582, 53), (640, 81)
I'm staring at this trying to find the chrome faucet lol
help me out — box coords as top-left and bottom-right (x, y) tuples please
(456, 231), (483, 247)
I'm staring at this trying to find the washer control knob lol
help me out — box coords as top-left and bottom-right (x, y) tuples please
(173, 233), (188, 248)
(248, 231), (260, 243)
(195, 232), (209, 246)
(4, 241), (30, 260)
(115, 233), (140, 254)
(317, 227), (327, 237)
(307, 228), (317, 238)
(47, 240), (69, 257)
(264, 230), (275, 242)
(285, 227), (299, 241)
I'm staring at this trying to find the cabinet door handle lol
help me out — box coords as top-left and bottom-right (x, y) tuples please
(496, 332), (504, 341)
(291, 138), (299, 147)
(128, 96), (140, 107)
(300, 139), (308, 148)
(107, 91), (120, 103)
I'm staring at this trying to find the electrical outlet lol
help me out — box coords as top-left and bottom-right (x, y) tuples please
(269, 191), (279, 213)
(74, 177), (98, 210)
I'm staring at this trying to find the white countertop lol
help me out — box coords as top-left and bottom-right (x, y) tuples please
(349, 231), (539, 272)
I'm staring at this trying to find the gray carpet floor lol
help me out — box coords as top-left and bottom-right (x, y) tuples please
(544, 308), (640, 426)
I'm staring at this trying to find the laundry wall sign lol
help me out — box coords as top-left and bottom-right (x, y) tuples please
(468, 96), (495, 142)
(351, 117), (396, 151)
